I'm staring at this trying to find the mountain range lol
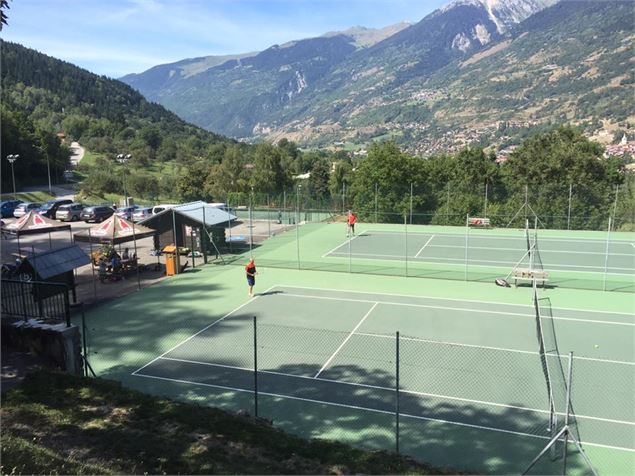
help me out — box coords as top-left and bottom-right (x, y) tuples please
(121, 0), (634, 152)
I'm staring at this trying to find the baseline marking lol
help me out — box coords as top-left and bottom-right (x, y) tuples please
(414, 235), (435, 258)
(155, 356), (635, 425)
(131, 285), (275, 376)
(326, 251), (633, 274)
(274, 291), (635, 327)
(321, 229), (368, 258)
(314, 302), (379, 378)
(275, 283), (634, 317)
(132, 370), (635, 452)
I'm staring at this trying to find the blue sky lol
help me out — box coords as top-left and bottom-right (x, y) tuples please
(2, 0), (447, 78)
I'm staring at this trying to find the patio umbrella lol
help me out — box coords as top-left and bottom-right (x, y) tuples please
(4, 211), (72, 255)
(74, 215), (157, 291)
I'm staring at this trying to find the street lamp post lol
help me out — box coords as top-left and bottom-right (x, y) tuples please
(6, 154), (19, 199)
(46, 154), (52, 194)
(116, 154), (132, 207)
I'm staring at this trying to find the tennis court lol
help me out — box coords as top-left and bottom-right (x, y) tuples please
(129, 283), (634, 475)
(325, 230), (635, 275)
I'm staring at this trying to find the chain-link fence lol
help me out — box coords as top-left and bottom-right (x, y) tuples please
(125, 315), (609, 474)
(226, 179), (634, 232)
(223, 206), (634, 292)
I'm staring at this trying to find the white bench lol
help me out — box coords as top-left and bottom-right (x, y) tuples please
(513, 268), (549, 287)
(468, 217), (491, 227)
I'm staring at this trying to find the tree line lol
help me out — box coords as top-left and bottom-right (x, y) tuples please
(81, 126), (633, 231)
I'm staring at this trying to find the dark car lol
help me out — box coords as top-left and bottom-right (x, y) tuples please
(1, 200), (23, 218)
(13, 202), (42, 218)
(81, 206), (114, 223)
(55, 203), (85, 222)
(37, 199), (73, 218)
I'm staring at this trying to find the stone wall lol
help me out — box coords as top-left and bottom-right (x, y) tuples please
(1, 320), (83, 375)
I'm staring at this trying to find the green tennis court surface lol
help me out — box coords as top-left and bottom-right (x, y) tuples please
(325, 230), (635, 275)
(242, 223), (635, 292)
(120, 281), (633, 475)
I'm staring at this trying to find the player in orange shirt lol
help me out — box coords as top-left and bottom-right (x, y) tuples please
(245, 257), (257, 297)
(347, 210), (357, 237)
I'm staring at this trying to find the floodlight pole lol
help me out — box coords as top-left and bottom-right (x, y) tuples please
(6, 154), (19, 199)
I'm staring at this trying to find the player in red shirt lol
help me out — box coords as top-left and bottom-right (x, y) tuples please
(245, 258), (257, 297)
(347, 210), (357, 237)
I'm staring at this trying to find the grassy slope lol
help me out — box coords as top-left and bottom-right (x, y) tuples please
(0, 371), (450, 475)
(0, 191), (55, 203)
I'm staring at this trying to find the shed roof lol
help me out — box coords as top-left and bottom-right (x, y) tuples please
(140, 201), (236, 228)
(24, 245), (91, 280)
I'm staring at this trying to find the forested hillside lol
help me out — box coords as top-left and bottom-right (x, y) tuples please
(0, 41), (229, 191)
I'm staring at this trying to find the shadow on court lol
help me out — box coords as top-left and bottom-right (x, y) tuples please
(102, 355), (595, 475)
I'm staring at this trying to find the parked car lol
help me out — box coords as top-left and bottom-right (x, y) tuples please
(81, 206), (114, 223)
(55, 203), (85, 222)
(151, 204), (178, 215)
(37, 199), (73, 218)
(1, 200), (23, 218)
(132, 207), (153, 222)
(114, 205), (139, 220)
(13, 202), (41, 218)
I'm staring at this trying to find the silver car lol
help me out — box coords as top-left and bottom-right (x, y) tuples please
(55, 203), (84, 222)
(132, 207), (153, 222)
(13, 202), (42, 218)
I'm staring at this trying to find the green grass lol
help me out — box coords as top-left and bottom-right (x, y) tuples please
(0, 371), (448, 475)
(0, 191), (56, 203)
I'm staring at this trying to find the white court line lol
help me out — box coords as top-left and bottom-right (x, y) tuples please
(275, 283), (634, 317)
(364, 230), (635, 246)
(273, 291), (635, 327)
(414, 235), (435, 258)
(356, 332), (635, 366)
(321, 229), (368, 258)
(327, 250), (635, 274)
(157, 356), (635, 424)
(132, 371), (635, 452)
(131, 285), (276, 376)
(314, 302), (379, 378)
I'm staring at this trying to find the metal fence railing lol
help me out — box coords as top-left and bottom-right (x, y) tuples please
(0, 279), (71, 326)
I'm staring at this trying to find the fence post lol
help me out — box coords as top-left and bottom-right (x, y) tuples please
(484, 182), (488, 218)
(562, 352), (574, 473)
(603, 217), (611, 291)
(404, 214), (409, 277)
(611, 184), (620, 230)
(446, 183), (450, 224)
(253, 316), (258, 418)
(567, 184), (573, 230)
(375, 182), (378, 223)
(267, 194), (271, 237)
(63, 287), (71, 327)
(409, 182), (413, 225)
(81, 303), (88, 377)
(226, 196), (232, 254)
(296, 185), (301, 270)
(395, 331), (400, 454)
(465, 214), (470, 281)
